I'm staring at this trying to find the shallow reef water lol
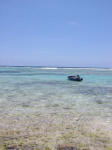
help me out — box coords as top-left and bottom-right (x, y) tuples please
(0, 67), (112, 150)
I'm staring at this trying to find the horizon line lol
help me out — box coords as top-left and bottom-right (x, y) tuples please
(0, 65), (111, 69)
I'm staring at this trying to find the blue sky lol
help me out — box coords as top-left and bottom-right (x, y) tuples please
(0, 0), (112, 67)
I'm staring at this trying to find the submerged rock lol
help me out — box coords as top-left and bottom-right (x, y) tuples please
(57, 145), (78, 150)
(95, 99), (103, 104)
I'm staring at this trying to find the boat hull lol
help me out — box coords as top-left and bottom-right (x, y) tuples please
(68, 76), (83, 81)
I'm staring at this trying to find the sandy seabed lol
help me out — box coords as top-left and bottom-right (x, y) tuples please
(0, 108), (112, 150)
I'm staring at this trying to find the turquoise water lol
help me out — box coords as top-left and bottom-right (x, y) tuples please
(0, 67), (112, 123)
(0, 67), (112, 149)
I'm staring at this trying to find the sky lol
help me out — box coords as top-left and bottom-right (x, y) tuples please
(0, 0), (112, 67)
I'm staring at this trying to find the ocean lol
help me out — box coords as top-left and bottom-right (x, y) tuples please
(0, 67), (112, 149)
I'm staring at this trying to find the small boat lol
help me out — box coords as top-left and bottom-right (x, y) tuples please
(68, 76), (83, 81)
